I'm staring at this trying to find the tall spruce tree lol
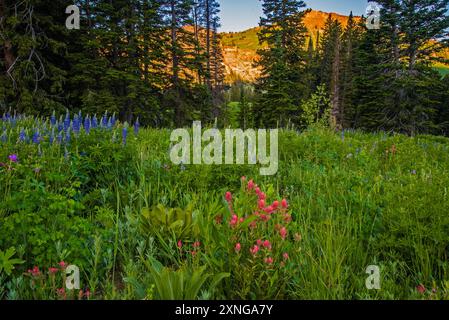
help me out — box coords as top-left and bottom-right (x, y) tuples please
(340, 11), (363, 128)
(210, 16), (225, 89)
(210, 16), (225, 117)
(160, 0), (199, 126)
(353, 0), (449, 135)
(255, 0), (309, 128)
(192, 0), (205, 84)
(303, 30), (321, 96)
(0, 0), (72, 114)
(67, 0), (167, 124)
(197, 0), (220, 89)
(194, 0), (224, 119)
(318, 14), (343, 128)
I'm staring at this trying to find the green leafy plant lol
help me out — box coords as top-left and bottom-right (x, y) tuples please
(145, 258), (229, 300)
(299, 84), (331, 128)
(140, 204), (198, 240)
(0, 247), (24, 276)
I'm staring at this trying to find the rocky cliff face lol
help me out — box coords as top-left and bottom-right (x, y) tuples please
(220, 10), (449, 83)
(220, 10), (359, 83)
(222, 46), (261, 83)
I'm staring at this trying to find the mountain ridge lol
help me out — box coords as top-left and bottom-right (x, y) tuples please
(220, 10), (361, 83)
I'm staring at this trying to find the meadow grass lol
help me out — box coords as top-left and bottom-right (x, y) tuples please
(1, 118), (449, 300)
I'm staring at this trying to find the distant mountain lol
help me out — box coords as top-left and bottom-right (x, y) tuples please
(220, 10), (449, 83)
(221, 27), (261, 83)
(220, 10), (360, 83)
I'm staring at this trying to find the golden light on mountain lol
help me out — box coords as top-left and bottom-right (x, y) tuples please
(220, 10), (361, 83)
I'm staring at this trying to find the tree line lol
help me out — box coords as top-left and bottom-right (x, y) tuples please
(253, 0), (449, 136)
(0, 0), (225, 126)
(1, 0), (449, 136)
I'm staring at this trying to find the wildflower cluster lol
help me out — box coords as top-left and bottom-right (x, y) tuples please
(23, 261), (91, 300)
(177, 240), (202, 259)
(218, 177), (301, 298)
(0, 110), (140, 150)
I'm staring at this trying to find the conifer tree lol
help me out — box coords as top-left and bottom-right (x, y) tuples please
(160, 0), (199, 125)
(353, 0), (449, 134)
(197, 0), (220, 89)
(210, 16), (225, 118)
(318, 15), (343, 128)
(255, 0), (309, 127)
(0, 0), (72, 114)
(339, 11), (363, 128)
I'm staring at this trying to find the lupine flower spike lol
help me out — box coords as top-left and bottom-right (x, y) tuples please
(134, 117), (140, 135)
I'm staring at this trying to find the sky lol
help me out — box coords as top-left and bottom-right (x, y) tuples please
(219, 0), (368, 32)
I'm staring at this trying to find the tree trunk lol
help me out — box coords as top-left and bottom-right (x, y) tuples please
(205, 0), (211, 89)
(331, 34), (341, 129)
(192, 4), (202, 84)
(170, 0), (182, 126)
(170, 0), (179, 86)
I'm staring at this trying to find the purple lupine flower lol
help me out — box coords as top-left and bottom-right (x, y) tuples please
(92, 115), (98, 129)
(122, 126), (128, 145)
(32, 130), (40, 144)
(19, 129), (26, 142)
(49, 128), (55, 144)
(57, 131), (63, 144)
(134, 118), (140, 135)
(84, 115), (91, 134)
(111, 113), (116, 127)
(72, 115), (80, 135)
(57, 120), (63, 133)
(107, 117), (113, 130)
(65, 129), (71, 144)
(8, 154), (18, 163)
(101, 112), (108, 128)
(50, 111), (56, 126)
(64, 111), (71, 132)
(10, 116), (16, 126)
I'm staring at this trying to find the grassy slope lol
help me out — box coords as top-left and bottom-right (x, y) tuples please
(221, 27), (261, 50)
(435, 65), (449, 76)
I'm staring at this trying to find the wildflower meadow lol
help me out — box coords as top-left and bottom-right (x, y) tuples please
(1, 111), (449, 300)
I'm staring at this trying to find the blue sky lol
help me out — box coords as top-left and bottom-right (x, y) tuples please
(219, 0), (368, 32)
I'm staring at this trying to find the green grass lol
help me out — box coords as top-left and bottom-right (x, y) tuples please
(220, 28), (317, 51)
(1, 118), (449, 300)
(221, 28), (261, 50)
(435, 65), (449, 76)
